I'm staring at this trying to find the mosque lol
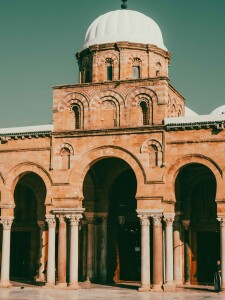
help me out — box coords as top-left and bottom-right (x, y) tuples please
(1, 0), (225, 292)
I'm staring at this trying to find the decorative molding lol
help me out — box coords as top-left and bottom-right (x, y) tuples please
(151, 214), (162, 227)
(67, 214), (83, 226)
(0, 217), (14, 230)
(46, 217), (56, 228)
(138, 214), (150, 226)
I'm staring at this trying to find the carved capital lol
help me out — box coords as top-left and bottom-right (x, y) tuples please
(151, 214), (162, 227)
(37, 221), (46, 230)
(46, 218), (56, 228)
(182, 220), (190, 230)
(217, 217), (225, 227)
(100, 216), (107, 225)
(86, 217), (95, 224)
(138, 214), (150, 226)
(67, 214), (83, 226)
(0, 217), (14, 230)
(164, 214), (175, 226)
(56, 215), (66, 223)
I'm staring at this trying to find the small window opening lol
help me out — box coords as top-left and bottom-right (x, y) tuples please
(107, 66), (113, 81)
(132, 66), (140, 79)
(140, 101), (149, 125)
(73, 105), (81, 129)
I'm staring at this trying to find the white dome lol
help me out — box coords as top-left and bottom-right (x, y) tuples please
(211, 105), (225, 115)
(185, 106), (198, 117)
(82, 10), (167, 51)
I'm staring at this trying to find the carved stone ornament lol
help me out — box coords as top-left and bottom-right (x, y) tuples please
(37, 221), (46, 230)
(0, 218), (14, 230)
(100, 216), (108, 225)
(46, 218), (56, 228)
(151, 214), (162, 227)
(86, 217), (96, 224)
(57, 215), (66, 223)
(217, 217), (225, 227)
(138, 214), (150, 226)
(68, 214), (83, 226)
(164, 216), (174, 226)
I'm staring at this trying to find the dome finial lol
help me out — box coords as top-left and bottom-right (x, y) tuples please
(121, 0), (128, 10)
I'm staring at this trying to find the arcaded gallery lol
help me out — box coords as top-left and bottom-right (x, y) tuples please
(0, 0), (225, 292)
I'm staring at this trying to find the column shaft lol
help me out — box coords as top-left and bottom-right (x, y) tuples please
(152, 214), (163, 290)
(36, 222), (46, 282)
(57, 216), (67, 286)
(46, 218), (56, 286)
(138, 214), (150, 291)
(100, 216), (107, 282)
(68, 214), (83, 289)
(164, 215), (175, 291)
(173, 222), (182, 284)
(0, 218), (13, 287)
(86, 218), (95, 281)
(219, 218), (225, 290)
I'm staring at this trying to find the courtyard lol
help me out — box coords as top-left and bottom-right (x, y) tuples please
(0, 284), (224, 300)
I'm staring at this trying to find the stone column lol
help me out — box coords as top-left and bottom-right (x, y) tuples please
(36, 221), (46, 282)
(152, 214), (163, 291)
(164, 214), (175, 291)
(182, 220), (190, 285)
(46, 217), (56, 287)
(138, 214), (151, 291)
(86, 216), (95, 282)
(68, 214), (83, 289)
(0, 217), (14, 288)
(173, 217), (182, 285)
(56, 215), (67, 287)
(218, 217), (225, 290)
(100, 215), (107, 283)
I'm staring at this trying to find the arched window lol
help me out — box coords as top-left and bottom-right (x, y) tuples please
(72, 105), (81, 129)
(132, 58), (141, 79)
(61, 147), (70, 169)
(106, 58), (113, 81)
(148, 145), (158, 167)
(85, 68), (92, 83)
(156, 62), (162, 77)
(140, 101), (149, 125)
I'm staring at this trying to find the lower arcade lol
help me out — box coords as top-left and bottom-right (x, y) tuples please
(0, 158), (223, 291)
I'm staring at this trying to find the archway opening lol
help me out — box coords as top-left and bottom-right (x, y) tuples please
(11, 172), (46, 279)
(175, 163), (219, 285)
(82, 157), (140, 283)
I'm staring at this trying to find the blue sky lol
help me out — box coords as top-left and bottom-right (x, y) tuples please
(0, 0), (225, 127)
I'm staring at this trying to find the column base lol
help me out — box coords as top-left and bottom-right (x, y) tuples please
(163, 283), (176, 292)
(184, 281), (191, 286)
(0, 280), (12, 288)
(68, 282), (81, 290)
(151, 284), (163, 291)
(35, 276), (45, 282)
(44, 282), (55, 288)
(138, 284), (151, 292)
(56, 282), (67, 288)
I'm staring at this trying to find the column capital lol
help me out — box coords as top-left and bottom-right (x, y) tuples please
(182, 220), (190, 230)
(56, 215), (67, 223)
(217, 216), (225, 227)
(164, 214), (175, 226)
(0, 217), (14, 230)
(37, 221), (46, 229)
(46, 217), (56, 228)
(138, 214), (150, 226)
(86, 216), (96, 224)
(151, 214), (162, 227)
(67, 214), (83, 226)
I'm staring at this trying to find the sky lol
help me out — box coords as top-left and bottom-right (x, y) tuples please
(0, 0), (225, 128)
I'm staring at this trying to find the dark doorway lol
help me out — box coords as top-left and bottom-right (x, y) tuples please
(197, 231), (220, 284)
(10, 232), (31, 278)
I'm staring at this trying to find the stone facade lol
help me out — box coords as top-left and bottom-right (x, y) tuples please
(0, 7), (225, 292)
